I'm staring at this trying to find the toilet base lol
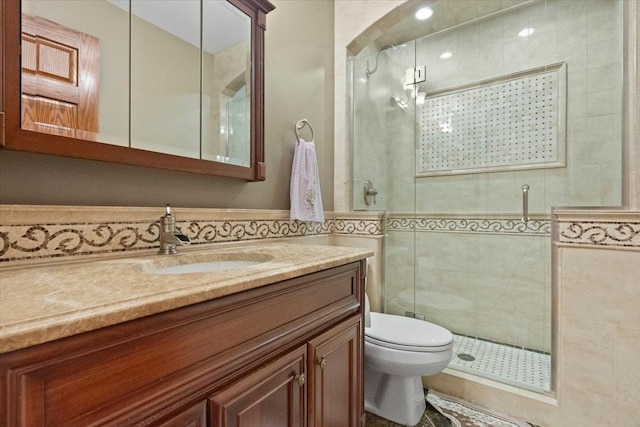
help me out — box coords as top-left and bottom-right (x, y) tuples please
(364, 365), (426, 426)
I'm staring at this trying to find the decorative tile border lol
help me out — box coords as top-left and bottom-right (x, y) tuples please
(553, 209), (640, 250)
(386, 212), (640, 249)
(386, 216), (551, 236)
(2, 206), (637, 263)
(0, 222), (160, 261)
(0, 216), (384, 263)
(333, 218), (384, 235)
(557, 221), (640, 248)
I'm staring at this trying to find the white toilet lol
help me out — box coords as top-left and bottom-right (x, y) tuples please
(364, 295), (453, 426)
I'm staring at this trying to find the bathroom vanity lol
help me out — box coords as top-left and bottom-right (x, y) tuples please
(0, 243), (371, 426)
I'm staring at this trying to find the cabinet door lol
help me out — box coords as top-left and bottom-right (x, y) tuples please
(209, 345), (307, 427)
(156, 401), (207, 427)
(307, 315), (362, 427)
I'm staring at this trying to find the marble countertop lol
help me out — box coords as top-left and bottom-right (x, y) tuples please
(0, 242), (372, 354)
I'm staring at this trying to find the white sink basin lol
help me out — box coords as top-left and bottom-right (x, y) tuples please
(151, 260), (262, 275)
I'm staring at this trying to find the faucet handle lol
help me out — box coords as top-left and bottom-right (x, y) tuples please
(160, 204), (176, 233)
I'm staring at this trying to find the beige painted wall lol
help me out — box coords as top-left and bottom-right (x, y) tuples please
(0, 0), (335, 210)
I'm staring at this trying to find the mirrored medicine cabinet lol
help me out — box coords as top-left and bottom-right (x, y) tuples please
(0, 0), (275, 180)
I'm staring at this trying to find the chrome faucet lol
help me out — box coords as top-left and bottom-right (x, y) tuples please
(158, 204), (191, 255)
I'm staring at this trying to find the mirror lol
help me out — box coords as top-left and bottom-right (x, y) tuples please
(129, 0), (202, 159)
(1, 0), (274, 180)
(202, 0), (253, 166)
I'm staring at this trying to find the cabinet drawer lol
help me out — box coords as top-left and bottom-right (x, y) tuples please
(0, 262), (363, 426)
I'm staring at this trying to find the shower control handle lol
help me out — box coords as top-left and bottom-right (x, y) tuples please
(364, 180), (378, 206)
(521, 184), (530, 224)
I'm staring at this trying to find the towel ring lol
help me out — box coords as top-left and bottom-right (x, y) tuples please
(295, 119), (314, 144)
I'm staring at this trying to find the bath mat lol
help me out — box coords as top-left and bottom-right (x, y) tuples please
(426, 391), (533, 427)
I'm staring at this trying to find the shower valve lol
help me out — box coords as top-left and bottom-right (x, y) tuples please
(364, 180), (378, 205)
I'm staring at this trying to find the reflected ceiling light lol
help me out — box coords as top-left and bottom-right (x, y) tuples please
(518, 27), (535, 38)
(358, 77), (367, 84)
(440, 51), (453, 59)
(415, 7), (433, 20)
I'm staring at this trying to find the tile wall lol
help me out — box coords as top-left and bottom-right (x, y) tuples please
(409, 0), (623, 212)
(424, 233), (640, 426)
(334, 0), (405, 212)
(335, 0), (639, 425)
(352, 0), (625, 354)
(385, 215), (552, 352)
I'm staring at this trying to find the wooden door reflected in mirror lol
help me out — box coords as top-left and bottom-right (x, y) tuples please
(21, 15), (100, 140)
(20, 0), (130, 147)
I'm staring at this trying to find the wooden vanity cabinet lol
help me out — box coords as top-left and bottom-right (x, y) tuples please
(210, 316), (362, 427)
(157, 402), (208, 427)
(0, 261), (366, 427)
(209, 344), (307, 426)
(308, 316), (362, 427)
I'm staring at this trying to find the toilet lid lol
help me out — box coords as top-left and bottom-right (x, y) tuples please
(365, 312), (453, 351)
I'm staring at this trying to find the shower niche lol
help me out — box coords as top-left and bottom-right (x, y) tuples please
(350, 0), (624, 394)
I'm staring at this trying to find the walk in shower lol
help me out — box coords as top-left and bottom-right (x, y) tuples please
(351, 0), (624, 393)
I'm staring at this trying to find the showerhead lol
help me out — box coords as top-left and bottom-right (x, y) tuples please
(365, 45), (397, 79)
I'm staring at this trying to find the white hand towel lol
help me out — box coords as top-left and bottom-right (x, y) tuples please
(290, 138), (324, 223)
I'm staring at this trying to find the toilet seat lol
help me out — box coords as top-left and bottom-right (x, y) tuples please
(365, 312), (453, 352)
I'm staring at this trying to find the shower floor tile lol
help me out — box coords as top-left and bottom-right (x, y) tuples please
(449, 334), (551, 393)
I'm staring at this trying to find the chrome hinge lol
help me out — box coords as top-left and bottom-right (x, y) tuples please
(405, 65), (426, 85)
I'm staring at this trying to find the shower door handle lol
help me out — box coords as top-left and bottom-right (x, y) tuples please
(521, 185), (530, 224)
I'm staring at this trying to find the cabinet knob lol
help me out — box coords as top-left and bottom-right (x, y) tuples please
(295, 373), (305, 386)
(318, 357), (326, 369)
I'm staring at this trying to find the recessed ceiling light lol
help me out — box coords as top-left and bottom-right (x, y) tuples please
(440, 51), (453, 59)
(415, 7), (433, 20)
(518, 28), (535, 38)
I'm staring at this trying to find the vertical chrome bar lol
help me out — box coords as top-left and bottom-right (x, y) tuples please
(522, 184), (530, 223)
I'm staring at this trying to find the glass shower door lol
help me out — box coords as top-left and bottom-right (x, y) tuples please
(351, 42), (418, 318)
(408, 3), (553, 392)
